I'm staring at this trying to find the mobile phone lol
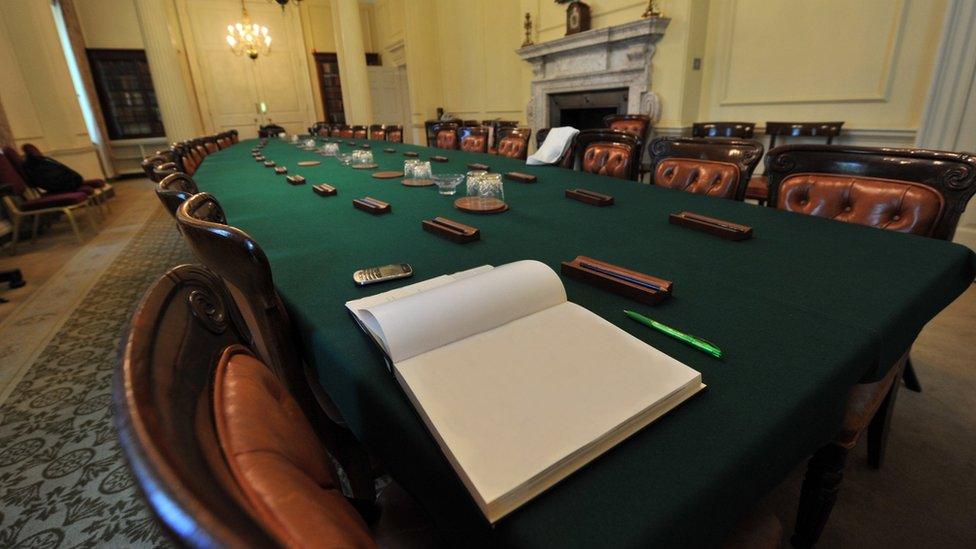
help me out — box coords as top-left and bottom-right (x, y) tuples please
(353, 263), (413, 286)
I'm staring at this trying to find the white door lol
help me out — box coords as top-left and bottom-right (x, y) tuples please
(178, 0), (315, 138)
(368, 65), (411, 143)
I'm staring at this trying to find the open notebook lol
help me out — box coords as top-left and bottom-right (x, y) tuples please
(346, 260), (704, 523)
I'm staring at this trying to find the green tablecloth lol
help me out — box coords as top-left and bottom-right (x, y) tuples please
(195, 138), (974, 547)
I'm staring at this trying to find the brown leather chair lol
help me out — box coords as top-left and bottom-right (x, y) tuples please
(647, 137), (764, 201)
(335, 125), (354, 139)
(176, 193), (375, 501)
(766, 144), (976, 547)
(432, 122), (460, 150)
(484, 120), (518, 150)
(458, 126), (489, 153)
(369, 124), (387, 140)
(495, 128), (531, 160)
(155, 172), (199, 218)
(603, 114), (652, 148)
(574, 129), (641, 180)
(116, 264), (439, 548)
(749, 121), (844, 205)
(535, 128), (578, 169)
(385, 125), (403, 143)
(352, 125), (368, 139)
(692, 122), (756, 138)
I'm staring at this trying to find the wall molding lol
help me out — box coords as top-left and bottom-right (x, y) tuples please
(717, 0), (907, 106)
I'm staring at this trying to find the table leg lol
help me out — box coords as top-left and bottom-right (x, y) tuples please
(791, 443), (849, 548)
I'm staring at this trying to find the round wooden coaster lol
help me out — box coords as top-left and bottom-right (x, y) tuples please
(351, 163), (379, 170)
(373, 171), (404, 179)
(402, 178), (435, 187)
(454, 196), (508, 214)
(297, 160), (321, 166)
(383, 148), (396, 153)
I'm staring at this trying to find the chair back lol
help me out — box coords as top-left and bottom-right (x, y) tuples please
(258, 123), (286, 138)
(351, 125), (368, 139)
(0, 150), (30, 197)
(648, 137), (764, 200)
(692, 122), (755, 138)
(335, 125), (354, 138)
(575, 129), (641, 180)
(496, 128), (531, 160)
(116, 265), (373, 548)
(2, 146), (30, 182)
(432, 123), (460, 150)
(766, 144), (976, 240)
(156, 172), (199, 217)
(603, 114), (652, 149)
(459, 126), (489, 153)
(369, 124), (386, 140)
(21, 143), (42, 157)
(486, 120), (518, 149)
(764, 121), (844, 148)
(385, 125), (403, 143)
(535, 128), (575, 168)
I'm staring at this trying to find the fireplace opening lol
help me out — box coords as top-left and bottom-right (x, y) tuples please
(548, 88), (628, 129)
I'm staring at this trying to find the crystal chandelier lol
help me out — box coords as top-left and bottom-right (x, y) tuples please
(226, 1), (271, 60)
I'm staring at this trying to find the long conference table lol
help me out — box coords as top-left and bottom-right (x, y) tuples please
(194, 138), (975, 547)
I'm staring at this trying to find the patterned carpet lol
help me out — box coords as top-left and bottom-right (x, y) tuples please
(0, 207), (190, 548)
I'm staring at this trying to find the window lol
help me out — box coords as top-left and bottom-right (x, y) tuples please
(86, 49), (165, 140)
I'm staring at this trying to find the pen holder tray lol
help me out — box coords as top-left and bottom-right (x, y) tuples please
(467, 163), (490, 171)
(353, 197), (390, 215)
(505, 172), (537, 183)
(561, 255), (672, 305)
(422, 217), (480, 243)
(403, 151), (419, 158)
(274, 166), (288, 175)
(566, 188), (614, 206)
(430, 155), (449, 163)
(669, 211), (752, 240)
(313, 183), (336, 196)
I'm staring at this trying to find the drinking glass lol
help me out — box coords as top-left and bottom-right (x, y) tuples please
(432, 174), (464, 195)
(465, 170), (488, 196)
(337, 153), (353, 166)
(411, 161), (432, 179)
(469, 173), (505, 207)
(404, 159), (421, 177)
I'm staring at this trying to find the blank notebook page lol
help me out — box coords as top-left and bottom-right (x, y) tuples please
(394, 300), (701, 510)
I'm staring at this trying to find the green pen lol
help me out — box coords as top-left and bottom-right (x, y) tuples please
(623, 310), (723, 359)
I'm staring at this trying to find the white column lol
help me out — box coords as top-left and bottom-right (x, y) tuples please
(915, 0), (976, 251)
(331, 0), (373, 124)
(133, 0), (202, 142)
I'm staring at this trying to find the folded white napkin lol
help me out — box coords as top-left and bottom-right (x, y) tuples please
(526, 126), (579, 166)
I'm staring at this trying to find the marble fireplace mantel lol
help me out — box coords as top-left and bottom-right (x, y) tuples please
(516, 17), (670, 132)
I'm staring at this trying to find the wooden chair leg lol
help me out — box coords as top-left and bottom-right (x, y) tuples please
(792, 443), (850, 548)
(30, 215), (41, 243)
(64, 209), (84, 244)
(902, 356), (922, 392)
(867, 370), (902, 469)
(9, 215), (22, 255)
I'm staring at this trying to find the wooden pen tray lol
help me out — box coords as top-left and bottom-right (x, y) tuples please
(422, 217), (480, 243)
(403, 151), (419, 157)
(505, 171), (537, 183)
(467, 163), (490, 171)
(669, 211), (753, 240)
(561, 255), (672, 305)
(313, 184), (336, 196)
(353, 197), (390, 214)
(430, 155), (449, 162)
(566, 188), (614, 206)
(286, 175), (306, 185)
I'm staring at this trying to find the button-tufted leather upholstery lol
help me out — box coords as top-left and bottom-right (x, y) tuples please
(370, 130), (385, 140)
(581, 142), (635, 179)
(497, 136), (527, 159)
(461, 135), (486, 153)
(353, 129), (368, 139)
(778, 173), (944, 236)
(654, 158), (741, 198)
(608, 119), (648, 138)
(436, 130), (458, 149)
(386, 130), (402, 143)
(338, 128), (354, 138)
(214, 346), (375, 548)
